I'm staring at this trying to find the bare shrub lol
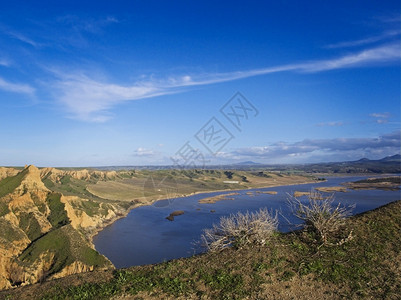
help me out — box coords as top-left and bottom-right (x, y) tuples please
(201, 208), (278, 251)
(287, 190), (354, 246)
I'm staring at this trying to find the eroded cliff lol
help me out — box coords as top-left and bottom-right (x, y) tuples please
(0, 165), (122, 290)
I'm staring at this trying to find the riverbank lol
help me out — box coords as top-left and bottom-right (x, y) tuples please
(88, 177), (319, 247)
(4, 200), (400, 299)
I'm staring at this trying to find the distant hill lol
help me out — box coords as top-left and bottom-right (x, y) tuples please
(211, 154), (401, 173)
(355, 158), (370, 162)
(353, 154), (401, 163)
(286, 154), (401, 174)
(379, 154), (401, 162)
(94, 154), (401, 173)
(233, 161), (261, 166)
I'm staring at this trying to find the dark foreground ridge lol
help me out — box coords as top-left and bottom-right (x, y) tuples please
(2, 200), (400, 300)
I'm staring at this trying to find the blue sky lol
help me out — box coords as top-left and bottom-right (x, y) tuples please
(0, 1), (400, 167)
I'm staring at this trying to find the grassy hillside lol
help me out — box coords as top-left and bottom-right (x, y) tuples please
(0, 171), (25, 198)
(3, 200), (400, 300)
(19, 225), (110, 277)
(46, 193), (70, 229)
(0, 167), (116, 290)
(43, 175), (102, 202)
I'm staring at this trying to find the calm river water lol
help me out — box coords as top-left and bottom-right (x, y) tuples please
(93, 176), (400, 268)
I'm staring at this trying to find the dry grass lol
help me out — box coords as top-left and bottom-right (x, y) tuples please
(201, 208), (278, 251)
(87, 180), (145, 201)
(287, 190), (354, 245)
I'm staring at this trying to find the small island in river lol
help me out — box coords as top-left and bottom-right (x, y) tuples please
(343, 176), (401, 191)
(256, 190), (278, 195)
(166, 210), (185, 221)
(315, 186), (348, 193)
(198, 192), (240, 204)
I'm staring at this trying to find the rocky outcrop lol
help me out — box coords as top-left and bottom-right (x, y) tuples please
(0, 167), (19, 181)
(60, 195), (119, 232)
(61, 195), (99, 229)
(21, 251), (55, 287)
(19, 165), (50, 193)
(0, 165), (116, 291)
(52, 261), (94, 279)
(40, 167), (118, 183)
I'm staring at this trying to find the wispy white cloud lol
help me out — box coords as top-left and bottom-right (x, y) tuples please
(6, 31), (41, 48)
(0, 77), (35, 95)
(52, 73), (176, 121)
(375, 15), (401, 24)
(0, 58), (11, 67)
(369, 112), (391, 124)
(325, 30), (400, 48)
(51, 42), (400, 122)
(316, 121), (344, 127)
(57, 15), (119, 34)
(370, 112), (390, 118)
(132, 147), (157, 157)
(295, 43), (400, 72)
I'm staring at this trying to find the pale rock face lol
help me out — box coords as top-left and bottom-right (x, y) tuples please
(0, 218), (31, 260)
(52, 261), (94, 279)
(105, 171), (117, 179)
(61, 195), (99, 229)
(22, 251), (55, 286)
(39, 167), (64, 183)
(0, 257), (12, 290)
(39, 167), (118, 183)
(17, 165), (50, 195)
(4, 210), (21, 227)
(60, 195), (118, 231)
(0, 165), (119, 291)
(0, 249), (50, 289)
(0, 166), (54, 289)
(0, 167), (19, 181)
(5, 166), (53, 238)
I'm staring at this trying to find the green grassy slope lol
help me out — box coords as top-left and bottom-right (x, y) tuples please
(0, 168), (114, 290)
(46, 193), (70, 229)
(0, 171), (25, 198)
(19, 225), (110, 277)
(3, 200), (400, 300)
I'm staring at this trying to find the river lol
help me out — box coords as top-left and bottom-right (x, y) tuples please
(93, 175), (401, 268)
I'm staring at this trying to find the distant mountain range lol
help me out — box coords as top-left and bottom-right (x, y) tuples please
(377, 154), (401, 162)
(278, 154), (401, 174)
(96, 154), (401, 173)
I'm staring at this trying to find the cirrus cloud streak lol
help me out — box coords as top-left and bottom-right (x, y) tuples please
(52, 42), (400, 122)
